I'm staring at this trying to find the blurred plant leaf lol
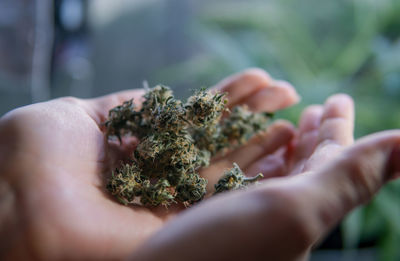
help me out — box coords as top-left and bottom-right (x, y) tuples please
(343, 206), (364, 249)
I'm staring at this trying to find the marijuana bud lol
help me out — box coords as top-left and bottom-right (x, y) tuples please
(214, 163), (264, 194)
(106, 163), (143, 205)
(140, 178), (176, 207)
(104, 99), (137, 141)
(221, 106), (273, 146)
(175, 172), (208, 205)
(105, 85), (273, 207)
(185, 90), (227, 127)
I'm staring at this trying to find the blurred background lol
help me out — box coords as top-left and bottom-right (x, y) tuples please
(0, 0), (399, 260)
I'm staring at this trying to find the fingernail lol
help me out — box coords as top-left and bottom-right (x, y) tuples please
(386, 144), (400, 180)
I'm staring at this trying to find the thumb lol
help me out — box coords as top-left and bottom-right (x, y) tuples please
(296, 130), (400, 237)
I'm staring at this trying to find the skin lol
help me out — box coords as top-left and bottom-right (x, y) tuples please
(0, 68), (399, 260)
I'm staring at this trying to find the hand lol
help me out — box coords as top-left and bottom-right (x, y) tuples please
(130, 92), (400, 260)
(0, 69), (299, 260)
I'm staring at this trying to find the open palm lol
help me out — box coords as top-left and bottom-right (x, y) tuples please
(0, 69), (300, 260)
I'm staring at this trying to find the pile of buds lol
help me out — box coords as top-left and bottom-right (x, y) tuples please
(105, 85), (272, 207)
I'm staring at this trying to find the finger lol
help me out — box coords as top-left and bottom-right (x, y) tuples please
(301, 94), (354, 172)
(317, 94), (354, 147)
(244, 80), (300, 112)
(246, 130), (400, 250)
(293, 105), (324, 163)
(201, 120), (295, 189)
(295, 130), (400, 235)
(212, 68), (272, 107)
(83, 89), (146, 125)
(212, 68), (300, 111)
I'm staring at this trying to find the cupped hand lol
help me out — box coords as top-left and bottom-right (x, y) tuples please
(130, 90), (400, 260)
(0, 69), (299, 260)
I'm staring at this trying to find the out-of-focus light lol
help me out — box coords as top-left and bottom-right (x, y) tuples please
(384, 73), (400, 95)
(89, 0), (159, 27)
(0, 2), (19, 27)
(60, 0), (84, 31)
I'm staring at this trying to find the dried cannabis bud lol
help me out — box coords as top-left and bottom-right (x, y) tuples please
(105, 85), (273, 207)
(214, 163), (264, 194)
